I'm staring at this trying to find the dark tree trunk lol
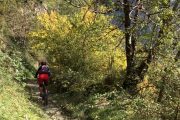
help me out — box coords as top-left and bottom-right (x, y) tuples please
(122, 0), (139, 95)
(137, 49), (154, 79)
(175, 51), (180, 62)
(121, 0), (178, 95)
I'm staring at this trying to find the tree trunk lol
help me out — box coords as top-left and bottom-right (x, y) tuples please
(122, 0), (179, 95)
(122, 0), (139, 95)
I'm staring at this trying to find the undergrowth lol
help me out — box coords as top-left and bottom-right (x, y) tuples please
(52, 89), (162, 120)
(0, 50), (49, 120)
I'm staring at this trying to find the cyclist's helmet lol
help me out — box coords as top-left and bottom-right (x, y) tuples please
(40, 61), (47, 66)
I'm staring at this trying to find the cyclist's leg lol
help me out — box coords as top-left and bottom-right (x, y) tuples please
(43, 79), (48, 94)
(42, 79), (48, 105)
(38, 78), (43, 97)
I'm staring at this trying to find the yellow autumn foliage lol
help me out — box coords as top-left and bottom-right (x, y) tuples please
(80, 7), (96, 24)
(29, 7), (126, 88)
(36, 11), (72, 36)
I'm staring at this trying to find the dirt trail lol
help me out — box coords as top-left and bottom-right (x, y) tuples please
(26, 80), (74, 120)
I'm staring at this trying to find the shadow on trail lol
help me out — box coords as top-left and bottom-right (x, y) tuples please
(25, 79), (75, 120)
(49, 82), (115, 120)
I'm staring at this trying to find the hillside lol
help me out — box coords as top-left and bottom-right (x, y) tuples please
(0, 45), (49, 119)
(0, 0), (179, 120)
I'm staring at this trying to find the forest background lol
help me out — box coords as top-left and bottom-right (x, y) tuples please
(0, 0), (179, 119)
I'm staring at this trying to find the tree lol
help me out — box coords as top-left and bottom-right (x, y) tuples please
(64, 0), (179, 95)
(29, 9), (126, 91)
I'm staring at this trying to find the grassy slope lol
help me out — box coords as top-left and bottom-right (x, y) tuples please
(0, 50), (49, 120)
(0, 80), (49, 120)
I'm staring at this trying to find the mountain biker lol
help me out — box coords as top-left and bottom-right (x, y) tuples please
(35, 61), (51, 97)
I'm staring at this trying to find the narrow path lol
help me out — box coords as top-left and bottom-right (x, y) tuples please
(25, 80), (73, 120)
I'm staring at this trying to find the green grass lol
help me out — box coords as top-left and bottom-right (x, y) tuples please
(0, 79), (49, 120)
(51, 89), (162, 120)
(0, 50), (49, 120)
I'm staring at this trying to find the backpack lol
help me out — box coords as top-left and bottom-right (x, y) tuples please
(39, 65), (49, 74)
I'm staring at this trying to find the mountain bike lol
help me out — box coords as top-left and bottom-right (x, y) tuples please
(42, 81), (48, 106)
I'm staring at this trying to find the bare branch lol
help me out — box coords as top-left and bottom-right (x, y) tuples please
(89, 7), (121, 14)
(114, 37), (124, 50)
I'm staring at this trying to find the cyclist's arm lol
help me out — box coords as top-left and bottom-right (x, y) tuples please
(48, 68), (51, 77)
(35, 66), (42, 78)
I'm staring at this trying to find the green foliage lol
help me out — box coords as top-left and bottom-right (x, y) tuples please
(53, 90), (163, 120)
(29, 9), (126, 91)
(1, 0), (179, 119)
(0, 50), (32, 81)
(0, 50), (49, 119)
(0, 80), (48, 120)
(27, 1), (179, 119)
